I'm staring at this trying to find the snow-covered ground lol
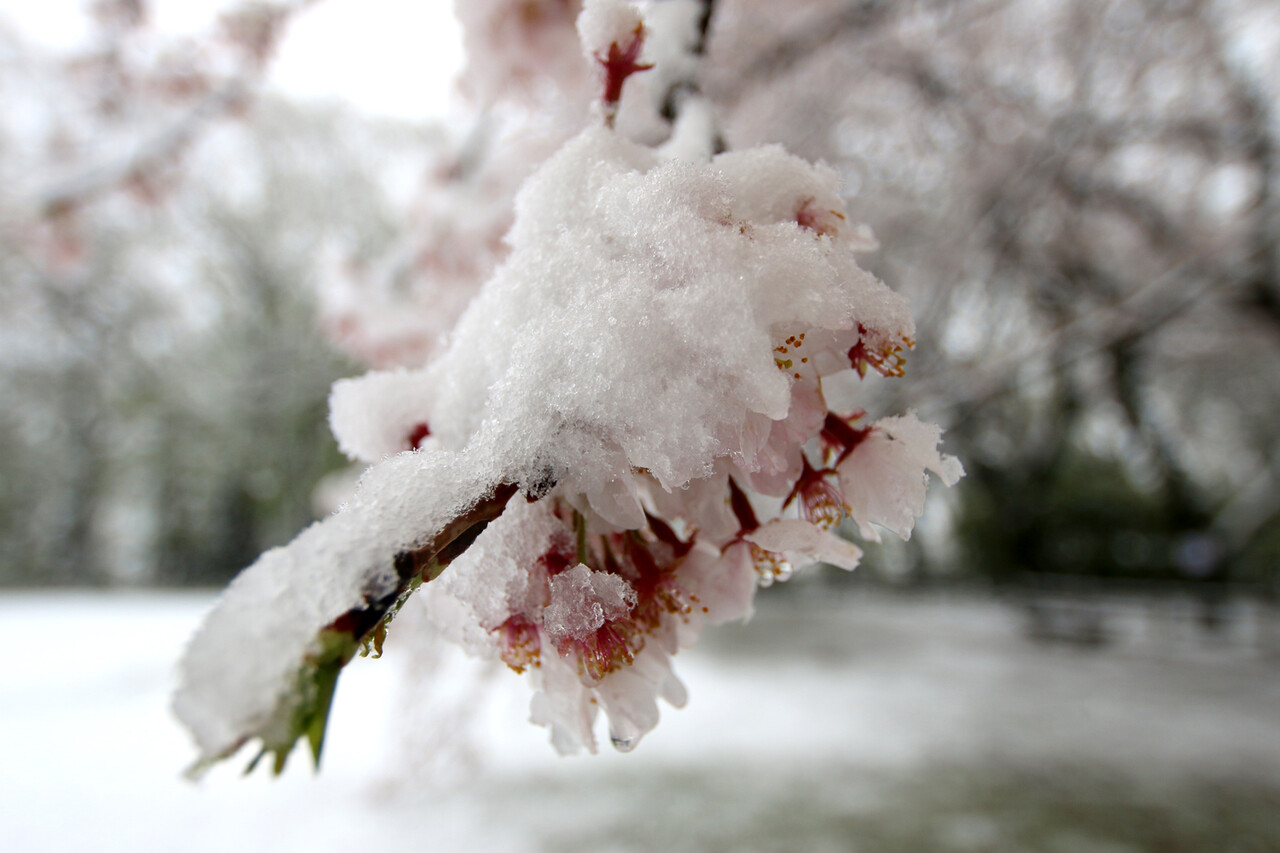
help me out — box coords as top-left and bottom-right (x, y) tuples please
(2, 589), (1278, 852)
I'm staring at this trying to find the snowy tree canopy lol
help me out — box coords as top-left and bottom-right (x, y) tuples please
(174, 0), (961, 774)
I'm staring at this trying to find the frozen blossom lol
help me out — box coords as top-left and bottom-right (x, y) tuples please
(544, 564), (637, 644)
(836, 413), (966, 543)
(330, 126), (914, 500)
(174, 0), (963, 771)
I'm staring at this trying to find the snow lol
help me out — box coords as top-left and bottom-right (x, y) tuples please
(4, 590), (1279, 852)
(640, 0), (705, 103)
(173, 450), (497, 763)
(332, 126), (912, 493)
(544, 563), (637, 643)
(576, 0), (645, 61)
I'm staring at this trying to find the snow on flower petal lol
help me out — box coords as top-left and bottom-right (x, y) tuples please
(544, 563), (637, 644)
(329, 368), (437, 462)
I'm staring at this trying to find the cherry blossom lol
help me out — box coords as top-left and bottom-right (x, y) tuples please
(174, 0), (962, 771)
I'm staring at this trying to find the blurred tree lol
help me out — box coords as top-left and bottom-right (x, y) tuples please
(2, 0), (1277, 596)
(0, 4), (428, 585)
(698, 0), (1280, 591)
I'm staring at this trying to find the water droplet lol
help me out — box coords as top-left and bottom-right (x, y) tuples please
(610, 731), (637, 753)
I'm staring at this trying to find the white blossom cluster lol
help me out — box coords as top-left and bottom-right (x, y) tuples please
(175, 0), (961, 768)
(454, 0), (590, 105)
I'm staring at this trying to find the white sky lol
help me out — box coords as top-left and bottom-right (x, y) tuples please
(0, 0), (465, 122)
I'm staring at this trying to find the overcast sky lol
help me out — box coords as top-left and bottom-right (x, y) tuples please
(0, 0), (465, 122)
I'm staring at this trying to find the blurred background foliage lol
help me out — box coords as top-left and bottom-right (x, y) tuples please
(1, 0), (1277, 604)
(0, 91), (425, 585)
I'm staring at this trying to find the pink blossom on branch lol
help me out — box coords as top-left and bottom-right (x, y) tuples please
(455, 0), (589, 105)
(174, 0), (961, 772)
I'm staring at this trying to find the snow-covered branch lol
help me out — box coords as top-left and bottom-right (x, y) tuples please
(175, 0), (961, 772)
